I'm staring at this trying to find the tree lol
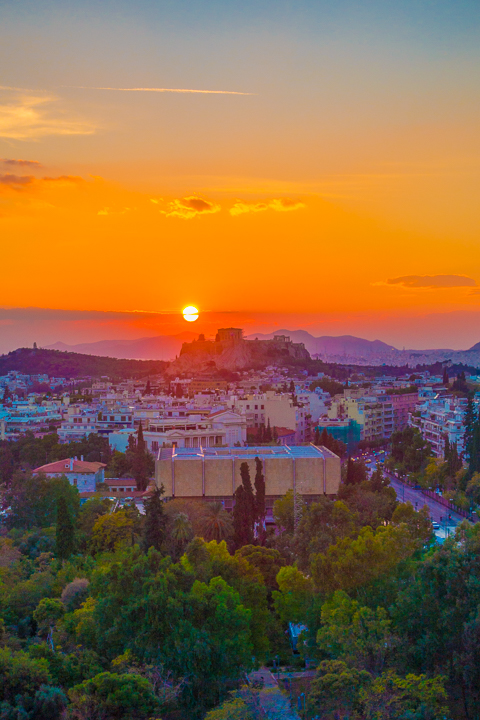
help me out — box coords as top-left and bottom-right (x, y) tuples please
(360, 671), (448, 720)
(144, 379), (151, 396)
(89, 510), (138, 554)
(272, 565), (314, 624)
(316, 591), (394, 675)
(443, 366), (449, 385)
(235, 545), (285, 592)
(142, 486), (166, 552)
(0, 647), (51, 704)
(233, 463), (256, 548)
(254, 457), (265, 541)
(131, 422), (151, 492)
(56, 495), (75, 560)
(345, 457), (367, 485)
(307, 660), (371, 719)
(311, 525), (416, 594)
(198, 502), (234, 542)
(33, 598), (65, 638)
(265, 419), (272, 443)
(68, 671), (159, 720)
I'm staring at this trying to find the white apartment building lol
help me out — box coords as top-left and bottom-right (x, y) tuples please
(409, 395), (471, 457)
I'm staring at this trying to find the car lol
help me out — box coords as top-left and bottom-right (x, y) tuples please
(432, 521), (440, 530)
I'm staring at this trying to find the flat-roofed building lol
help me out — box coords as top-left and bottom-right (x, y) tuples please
(155, 444), (341, 510)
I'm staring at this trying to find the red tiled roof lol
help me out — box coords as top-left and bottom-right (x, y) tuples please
(33, 459), (107, 474)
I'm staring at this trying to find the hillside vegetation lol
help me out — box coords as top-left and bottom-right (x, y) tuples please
(0, 348), (167, 380)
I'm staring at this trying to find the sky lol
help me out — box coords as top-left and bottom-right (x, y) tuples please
(1, 0), (480, 351)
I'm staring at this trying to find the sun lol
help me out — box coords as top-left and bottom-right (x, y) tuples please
(183, 305), (199, 322)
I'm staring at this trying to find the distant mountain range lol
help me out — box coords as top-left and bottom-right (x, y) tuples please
(245, 330), (396, 356)
(46, 333), (197, 361)
(43, 330), (480, 367)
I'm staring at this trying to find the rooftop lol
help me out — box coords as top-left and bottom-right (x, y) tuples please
(159, 444), (337, 460)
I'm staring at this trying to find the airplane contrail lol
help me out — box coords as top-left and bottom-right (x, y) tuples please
(66, 86), (255, 95)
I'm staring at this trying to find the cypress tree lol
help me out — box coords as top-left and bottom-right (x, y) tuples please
(144, 379), (151, 395)
(265, 419), (272, 443)
(314, 427), (321, 446)
(254, 456), (266, 528)
(56, 496), (75, 561)
(320, 428), (329, 447)
(142, 485), (166, 552)
(443, 367), (449, 385)
(132, 422), (149, 491)
(444, 435), (450, 462)
(273, 426), (278, 443)
(233, 462), (255, 548)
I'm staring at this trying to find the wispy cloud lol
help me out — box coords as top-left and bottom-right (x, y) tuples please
(154, 196), (220, 219)
(68, 86), (254, 95)
(230, 198), (305, 216)
(0, 91), (96, 140)
(1, 158), (43, 168)
(0, 174), (34, 186)
(386, 275), (477, 289)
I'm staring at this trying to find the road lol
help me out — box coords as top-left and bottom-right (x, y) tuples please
(361, 452), (465, 540)
(246, 668), (301, 719)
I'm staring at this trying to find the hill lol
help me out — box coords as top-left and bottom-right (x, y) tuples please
(0, 348), (168, 379)
(46, 332), (196, 360)
(245, 330), (395, 356)
(468, 341), (480, 352)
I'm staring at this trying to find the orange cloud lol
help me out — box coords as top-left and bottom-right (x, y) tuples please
(0, 91), (96, 139)
(230, 197), (305, 216)
(1, 158), (43, 168)
(0, 174), (34, 187)
(158, 196), (220, 219)
(387, 275), (477, 289)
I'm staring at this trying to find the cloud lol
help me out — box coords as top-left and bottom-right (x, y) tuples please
(159, 196), (220, 219)
(386, 275), (477, 289)
(69, 86), (254, 95)
(230, 197), (305, 216)
(1, 158), (43, 168)
(0, 91), (96, 140)
(0, 174), (34, 186)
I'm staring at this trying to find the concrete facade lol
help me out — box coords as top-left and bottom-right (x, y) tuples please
(155, 444), (341, 505)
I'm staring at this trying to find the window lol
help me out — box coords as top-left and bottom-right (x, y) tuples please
(121, 416), (126, 421)
(261, 405), (264, 409)
(246, 405), (250, 410)
(255, 405), (258, 409)
(73, 478), (77, 486)
(151, 441), (159, 452)
(110, 416), (114, 421)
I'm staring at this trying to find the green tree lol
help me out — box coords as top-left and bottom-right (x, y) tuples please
(56, 495), (75, 560)
(89, 510), (138, 554)
(360, 671), (448, 720)
(198, 502), (234, 542)
(316, 591), (394, 675)
(235, 545), (285, 593)
(204, 695), (253, 720)
(0, 647), (51, 704)
(33, 598), (65, 638)
(254, 457), (266, 540)
(307, 660), (371, 719)
(142, 485), (166, 552)
(311, 525), (416, 594)
(272, 565), (314, 624)
(68, 671), (159, 720)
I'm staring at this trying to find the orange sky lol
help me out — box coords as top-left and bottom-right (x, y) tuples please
(1, 1), (480, 349)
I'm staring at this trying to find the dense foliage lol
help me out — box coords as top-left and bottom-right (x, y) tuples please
(0, 348), (167, 380)
(1, 432), (479, 719)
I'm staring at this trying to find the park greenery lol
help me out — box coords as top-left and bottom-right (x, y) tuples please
(2, 414), (480, 717)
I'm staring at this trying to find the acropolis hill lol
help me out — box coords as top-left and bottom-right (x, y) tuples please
(165, 328), (311, 375)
